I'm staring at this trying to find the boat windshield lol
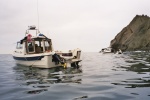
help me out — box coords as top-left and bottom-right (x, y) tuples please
(16, 42), (23, 49)
(35, 40), (43, 53)
(26, 38), (52, 54)
(27, 42), (35, 53)
(44, 40), (52, 51)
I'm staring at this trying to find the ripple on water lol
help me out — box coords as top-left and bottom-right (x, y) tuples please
(0, 52), (150, 100)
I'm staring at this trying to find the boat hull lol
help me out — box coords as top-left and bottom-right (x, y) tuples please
(13, 54), (61, 68)
(13, 54), (82, 68)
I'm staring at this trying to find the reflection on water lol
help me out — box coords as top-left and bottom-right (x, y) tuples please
(13, 66), (82, 94)
(0, 53), (150, 100)
(112, 52), (150, 89)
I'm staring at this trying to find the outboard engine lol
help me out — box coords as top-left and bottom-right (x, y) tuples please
(52, 53), (64, 65)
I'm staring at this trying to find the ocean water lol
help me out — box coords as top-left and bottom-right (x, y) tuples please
(0, 52), (150, 100)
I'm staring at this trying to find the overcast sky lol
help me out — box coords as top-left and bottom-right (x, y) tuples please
(0, 0), (150, 54)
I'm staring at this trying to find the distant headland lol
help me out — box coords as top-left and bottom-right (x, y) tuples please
(110, 14), (150, 51)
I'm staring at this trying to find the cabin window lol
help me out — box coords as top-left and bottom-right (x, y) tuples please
(44, 41), (51, 51)
(27, 42), (35, 53)
(16, 42), (23, 49)
(35, 40), (43, 53)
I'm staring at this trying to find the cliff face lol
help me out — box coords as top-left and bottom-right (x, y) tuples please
(110, 15), (150, 51)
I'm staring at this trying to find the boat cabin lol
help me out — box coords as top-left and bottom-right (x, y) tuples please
(27, 38), (52, 54)
(15, 26), (53, 55)
(16, 37), (53, 54)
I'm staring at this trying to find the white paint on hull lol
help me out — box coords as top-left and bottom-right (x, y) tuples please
(14, 55), (61, 68)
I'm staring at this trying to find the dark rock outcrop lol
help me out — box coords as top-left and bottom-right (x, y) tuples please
(110, 15), (150, 51)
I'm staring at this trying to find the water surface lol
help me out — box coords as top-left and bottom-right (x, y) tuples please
(0, 52), (150, 100)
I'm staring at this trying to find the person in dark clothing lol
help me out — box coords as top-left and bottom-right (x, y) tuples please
(52, 53), (63, 65)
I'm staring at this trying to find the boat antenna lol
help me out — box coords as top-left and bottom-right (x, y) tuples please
(37, 0), (40, 33)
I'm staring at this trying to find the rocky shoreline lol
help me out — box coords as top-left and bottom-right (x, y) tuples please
(110, 15), (150, 51)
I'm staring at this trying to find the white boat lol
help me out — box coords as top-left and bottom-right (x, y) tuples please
(100, 47), (114, 53)
(115, 49), (122, 54)
(12, 26), (82, 68)
(100, 47), (122, 54)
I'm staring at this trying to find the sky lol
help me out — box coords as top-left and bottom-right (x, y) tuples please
(0, 0), (150, 54)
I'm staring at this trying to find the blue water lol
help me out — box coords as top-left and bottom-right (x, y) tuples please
(0, 52), (150, 100)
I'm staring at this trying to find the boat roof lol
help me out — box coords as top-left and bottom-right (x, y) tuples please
(31, 35), (51, 39)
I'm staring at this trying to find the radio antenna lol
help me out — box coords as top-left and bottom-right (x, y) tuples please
(37, 0), (40, 33)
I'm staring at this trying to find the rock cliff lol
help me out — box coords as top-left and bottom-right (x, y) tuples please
(110, 15), (150, 51)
